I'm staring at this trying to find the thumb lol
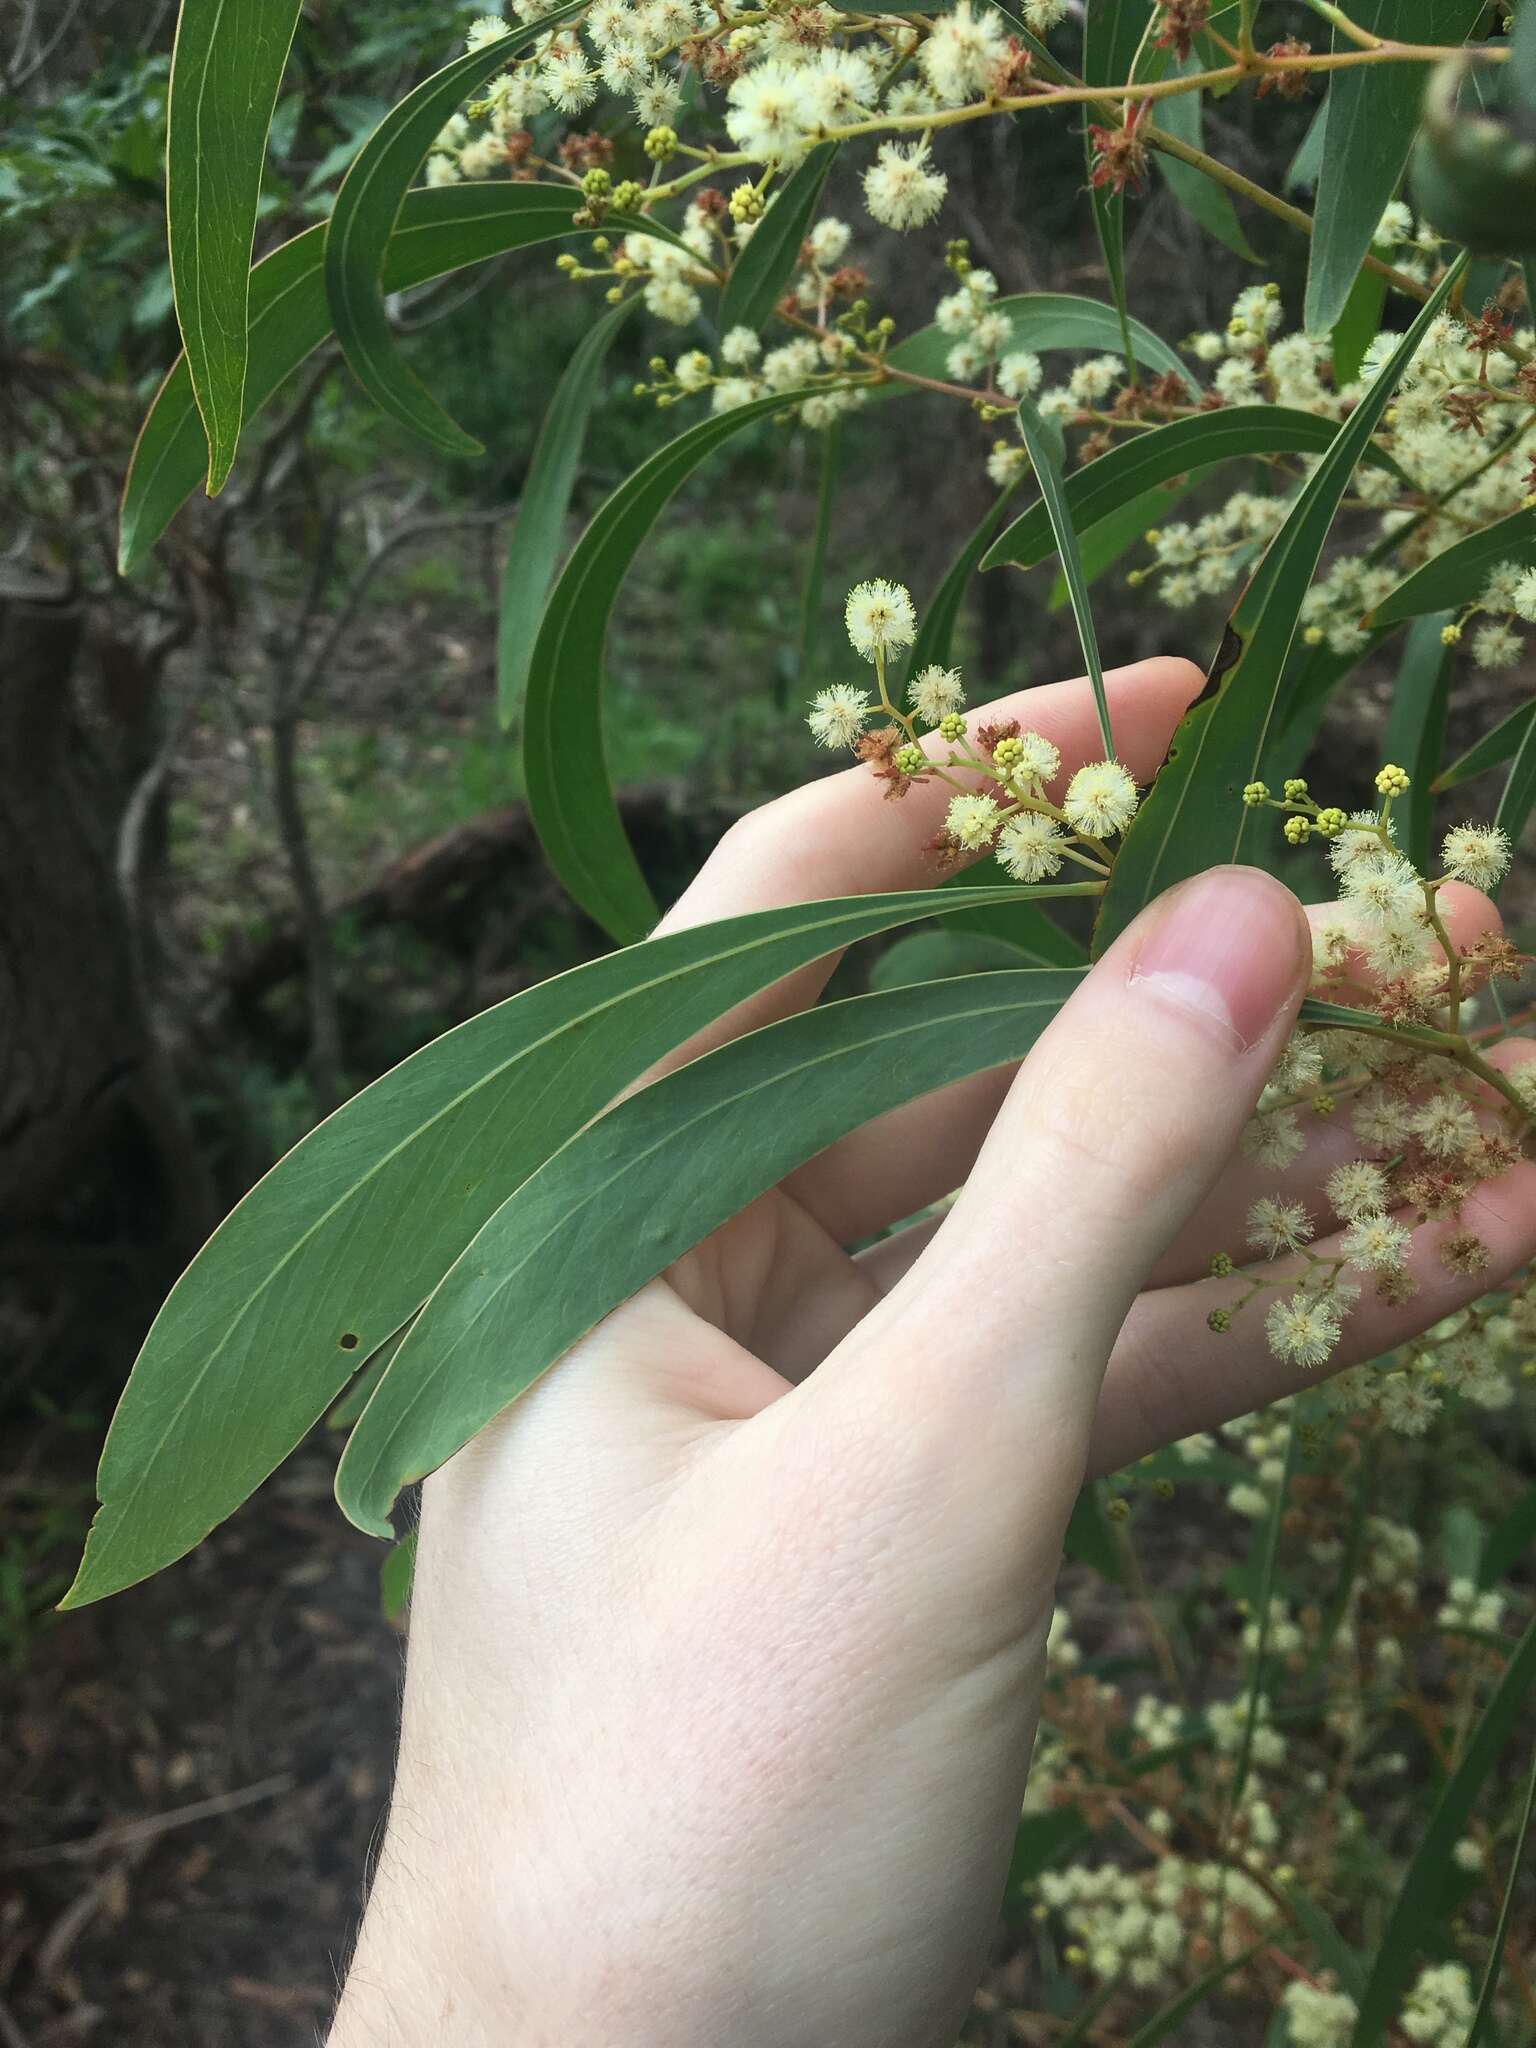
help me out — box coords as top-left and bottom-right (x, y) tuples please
(801, 866), (1310, 1518)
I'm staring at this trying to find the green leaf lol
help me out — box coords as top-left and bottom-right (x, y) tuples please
(166, 0), (302, 493)
(868, 929), (1028, 989)
(1303, 0), (1484, 337)
(496, 296), (636, 730)
(1331, 260), (1388, 387)
(903, 483), (1019, 684)
(1125, 1942), (1268, 2046)
(1048, 480), (1198, 609)
(1494, 684), (1536, 856)
(982, 406), (1381, 573)
(1434, 698), (1536, 794)
(1481, 1481), (1536, 1586)
(1467, 1737), (1536, 2046)
(1381, 612), (1454, 870)
(1096, 258), (1465, 953)
(323, 3), (588, 454)
(326, 1322), (412, 1430)
(1016, 395), (1115, 757)
(1083, 1), (1155, 366)
(796, 421), (841, 692)
(719, 142), (836, 335)
(1351, 1618), (1536, 2046)
(522, 392), (801, 943)
(60, 882), (1058, 1607)
(379, 1529), (416, 1622)
(120, 184), (679, 574)
(1365, 504), (1536, 628)
(937, 864), (1092, 965)
(885, 292), (1194, 392)
(1063, 1482), (1127, 1583)
(1155, 53), (1259, 262)
(334, 965), (1085, 1535)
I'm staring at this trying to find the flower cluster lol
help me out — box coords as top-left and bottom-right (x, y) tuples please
(808, 577), (1139, 879)
(1201, 768), (1532, 1417)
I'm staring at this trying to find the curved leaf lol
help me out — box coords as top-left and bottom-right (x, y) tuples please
(1465, 1735), (1536, 2046)
(1155, 51), (1258, 262)
(60, 881), (1051, 1607)
(1433, 697), (1536, 794)
(1493, 688), (1536, 857)
(1095, 259), (1464, 952)
(885, 292), (1194, 392)
(719, 142), (837, 335)
(795, 421), (841, 691)
(497, 296), (637, 729)
(1303, 0), (1484, 338)
(1350, 1618), (1536, 2046)
(982, 406), (1394, 573)
(522, 392), (802, 942)
(335, 965), (1085, 1534)
(1366, 503), (1536, 628)
(324, 3), (587, 453)
(167, 0), (302, 493)
(1381, 612), (1455, 870)
(121, 184), (679, 574)
(1016, 394), (1114, 756)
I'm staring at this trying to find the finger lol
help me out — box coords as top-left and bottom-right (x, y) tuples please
(642, 657), (1201, 1082)
(791, 875), (1504, 1263)
(788, 866), (1312, 1567)
(1089, 1074), (1536, 1474)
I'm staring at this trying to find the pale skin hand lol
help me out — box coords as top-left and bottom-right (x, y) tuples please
(330, 658), (1536, 2048)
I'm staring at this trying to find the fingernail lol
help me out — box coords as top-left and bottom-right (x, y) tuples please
(1128, 867), (1307, 1054)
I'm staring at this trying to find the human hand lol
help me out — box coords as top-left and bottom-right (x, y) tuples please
(330, 657), (1536, 2048)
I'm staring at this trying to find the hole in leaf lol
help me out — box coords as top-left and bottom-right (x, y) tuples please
(339, 1332), (360, 1351)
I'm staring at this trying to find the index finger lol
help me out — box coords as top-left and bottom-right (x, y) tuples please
(645, 654), (1202, 1079)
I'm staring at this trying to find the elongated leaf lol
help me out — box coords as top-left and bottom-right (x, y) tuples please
(885, 292), (1193, 392)
(1048, 480), (1200, 609)
(1154, 52), (1258, 262)
(166, 0), (302, 492)
(1381, 612), (1454, 870)
(1083, 1), (1154, 375)
(1466, 1737), (1536, 2046)
(1351, 1618), (1536, 2045)
(1304, 0), (1484, 337)
(1494, 690), (1536, 857)
(1126, 1943), (1268, 2045)
(1480, 1480), (1536, 1586)
(1016, 395), (1114, 756)
(335, 965), (1085, 1533)
(326, 1324), (409, 1430)
(720, 142), (836, 335)
(379, 1529), (416, 1622)
(1434, 698), (1536, 794)
(1366, 504), (1536, 628)
(869, 929), (1026, 988)
(324, 4), (587, 453)
(982, 406), (1383, 573)
(61, 882), (1051, 1606)
(1063, 1482), (1127, 1583)
(796, 421), (841, 692)
(939, 864), (1091, 964)
(497, 296), (636, 730)
(1096, 259), (1465, 952)
(121, 184), (679, 574)
(522, 392), (801, 942)
(903, 482), (1019, 683)
(1331, 260), (1388, 387)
